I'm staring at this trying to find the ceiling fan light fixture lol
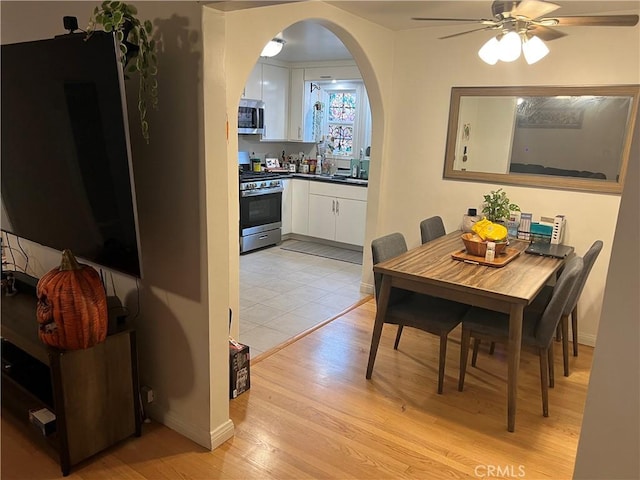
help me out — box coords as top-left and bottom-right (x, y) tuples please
(261, 35), (285, 58)
(522, 34), (549, 64)
(478, 36), (501, 64)
(498, 31), (521, 62)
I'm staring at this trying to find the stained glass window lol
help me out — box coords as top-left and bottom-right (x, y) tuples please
(328, 125), (353, 155)
(328, 91), (356, 155)
(329, 92), (356, 123)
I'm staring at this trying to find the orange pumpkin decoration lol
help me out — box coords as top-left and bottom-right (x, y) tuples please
(36, 250), (108, 350)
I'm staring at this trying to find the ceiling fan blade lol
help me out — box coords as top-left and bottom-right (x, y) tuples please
(412, 17), (491, 23)
(545, 15), (639, 27)
(510, 0), (560, 20)
(438, 27), (494, 40)
(528, 25), (567, 41)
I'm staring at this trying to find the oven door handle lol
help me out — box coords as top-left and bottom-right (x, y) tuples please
(241, 187), (284, 197)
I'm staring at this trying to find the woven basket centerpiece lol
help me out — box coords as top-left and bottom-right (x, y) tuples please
(461, 233), (507, 257)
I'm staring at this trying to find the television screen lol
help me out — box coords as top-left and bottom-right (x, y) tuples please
(1, 32), (142, 278)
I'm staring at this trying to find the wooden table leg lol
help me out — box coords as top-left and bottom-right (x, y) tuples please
(507, 303), (524, 432)
(366, 275), (391, 379)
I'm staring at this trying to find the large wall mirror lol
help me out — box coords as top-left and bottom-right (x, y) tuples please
(443, 85), (639, 194)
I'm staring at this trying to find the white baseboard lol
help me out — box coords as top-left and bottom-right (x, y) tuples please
(577, 331), (597, 348)
(360, 281), (374, 295)
(210, 419), (235, 450)
(148, 405), (234, 450)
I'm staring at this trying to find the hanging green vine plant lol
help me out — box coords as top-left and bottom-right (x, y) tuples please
(86, 1), (158, 143)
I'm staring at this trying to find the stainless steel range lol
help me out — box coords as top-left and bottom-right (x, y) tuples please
(239, 171), (284, 253)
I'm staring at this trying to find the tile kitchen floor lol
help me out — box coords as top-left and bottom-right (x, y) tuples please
(238, 240), (369, 357)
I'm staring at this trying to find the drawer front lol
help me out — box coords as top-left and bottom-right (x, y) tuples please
(309, 182), (367, 201)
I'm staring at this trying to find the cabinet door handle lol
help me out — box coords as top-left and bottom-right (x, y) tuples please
(336, 200), (339, 215)
(332, 200), (335, 213)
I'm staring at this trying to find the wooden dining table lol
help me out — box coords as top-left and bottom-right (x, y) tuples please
(367, 231), (566, 432)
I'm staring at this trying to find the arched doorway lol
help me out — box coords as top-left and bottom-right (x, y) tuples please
(237, 20), (374, 357)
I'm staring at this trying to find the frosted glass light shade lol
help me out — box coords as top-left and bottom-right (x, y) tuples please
(522, 35), (549, 64)
(498, 31), (521, 62)
(478, 37), (500, 65)
(261, 38), (285, 57)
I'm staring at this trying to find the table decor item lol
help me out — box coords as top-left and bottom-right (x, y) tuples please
(482, 188), (520, 222)
(451, 246), (520, 267)
(471, 218), (508, 242)
(36, 250), (108, 350)
(461, 232), (507, 257)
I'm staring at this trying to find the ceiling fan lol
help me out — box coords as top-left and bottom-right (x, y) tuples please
(412, 0), (639, 64)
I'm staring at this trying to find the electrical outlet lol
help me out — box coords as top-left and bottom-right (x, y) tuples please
(141, 385), (154, 404)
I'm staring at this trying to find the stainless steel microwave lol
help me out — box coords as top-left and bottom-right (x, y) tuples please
(238, 98), (265, 135)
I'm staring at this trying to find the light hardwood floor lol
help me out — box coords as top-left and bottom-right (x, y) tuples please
(1, 298), (592, 479)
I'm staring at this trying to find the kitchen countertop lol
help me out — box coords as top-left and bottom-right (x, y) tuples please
(270, 172), (368, 187)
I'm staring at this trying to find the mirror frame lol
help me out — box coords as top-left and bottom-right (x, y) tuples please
(443, 85), (640, 194)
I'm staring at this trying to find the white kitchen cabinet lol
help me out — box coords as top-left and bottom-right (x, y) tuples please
(241, 62), (289, 140)
(281, 179), (292, 235)
(288, 68), (304, 141)
(304, 65), (361, 82)
(334, 197), (367, 246)
(291, 179), (309, 235)
(243, 63), (262, 100)
(307, 182), (367, 246)
(262, 63), (289, 140)
(308, 194), (336, 241)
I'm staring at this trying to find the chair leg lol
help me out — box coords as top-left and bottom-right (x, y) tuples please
(393, 325), (404, 350)
(471, 338), (481, 367)
(572, 305), (579, 357)
(561, 314), (570, 377)
(548, 342), (555, 389)
(489, 342), (496, 355)
(539, 348), (549, 417)
(437, 334), (447, 394)
(555, 323), (561, 342)
(459, 326), (471, 391)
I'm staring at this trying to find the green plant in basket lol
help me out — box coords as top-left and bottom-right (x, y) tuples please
(86, 1), (158, 143)
(482, 188), (520, 222)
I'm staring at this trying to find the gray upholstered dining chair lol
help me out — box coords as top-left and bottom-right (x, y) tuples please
(523, 240), (603, 376)
(458, 256), (583, 418)
(371, 232), (468, 394)
(420, 216), (446, 244)
(392, 215), (448, 350)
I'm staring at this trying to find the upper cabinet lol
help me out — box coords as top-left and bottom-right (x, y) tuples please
(303, 65), (361, 82)
(262, 64), (289, 141)
(242, 62), (289, 141)
(243, 64), (262, 101)
(288, 68), (305, 141)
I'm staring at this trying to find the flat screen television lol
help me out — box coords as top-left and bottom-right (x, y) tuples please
(1, 32), (143, 278)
